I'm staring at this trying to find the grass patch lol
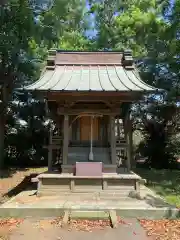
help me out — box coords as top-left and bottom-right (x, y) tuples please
(135, 168), (180, 207)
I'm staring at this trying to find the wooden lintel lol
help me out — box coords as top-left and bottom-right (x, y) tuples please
(57, 101), (122, 112)
(57, 108), (121, 116)
(55, 99), (122, 105)
(48, 97), (139, 103)
(46, 92), (142, 102)
(48, 91), (140, 97)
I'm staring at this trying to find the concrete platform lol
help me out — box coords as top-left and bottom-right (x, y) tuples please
(33, 171), (143, 196)
(0, 185), (179, 219)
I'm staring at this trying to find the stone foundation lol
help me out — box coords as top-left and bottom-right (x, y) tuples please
(35, 172), (142, 196)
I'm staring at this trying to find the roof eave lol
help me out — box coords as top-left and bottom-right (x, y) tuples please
(19, 88), (159, 93)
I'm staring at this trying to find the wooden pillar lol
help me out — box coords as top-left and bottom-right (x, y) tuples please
(62, 114), (69, 165)
(124, 110), (132, 172)
(110, 116), (116, 165)
(129, 119), (134, 169)
(48, 128), (53, 172)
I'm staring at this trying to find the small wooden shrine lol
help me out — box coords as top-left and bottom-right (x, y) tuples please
(25, 50), (157, 195)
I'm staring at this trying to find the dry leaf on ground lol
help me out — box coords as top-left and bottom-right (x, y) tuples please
(51, 218), (110, 232)
(140, 219), (180, 240)
(69, 219), (111, 231)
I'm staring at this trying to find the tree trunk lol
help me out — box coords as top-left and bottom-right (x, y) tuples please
(0, 85), (8, 170)
(0, 113), (5, 169)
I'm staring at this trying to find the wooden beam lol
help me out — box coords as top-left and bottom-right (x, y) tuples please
(62, 115), (69, 165)
(47, 91), (141, 97)
(47, 92), (142, 102)
(57, 108), (121, 116)
(110, 116), (116, 165)
(49, 96), (139, 103)
(55, 99), (123, 108)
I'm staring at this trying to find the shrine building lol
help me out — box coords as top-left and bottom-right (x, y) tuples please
(24, 50), (157, 195)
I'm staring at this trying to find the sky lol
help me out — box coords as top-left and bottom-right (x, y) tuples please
(84, 1), (97, 38)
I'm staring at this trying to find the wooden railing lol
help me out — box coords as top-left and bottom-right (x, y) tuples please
(52, 135), (63, 146)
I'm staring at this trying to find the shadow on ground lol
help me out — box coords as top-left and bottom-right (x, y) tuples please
(0, 174), (38, 204)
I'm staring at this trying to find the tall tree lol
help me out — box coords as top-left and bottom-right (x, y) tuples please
(0, 0), (38, 168)
(2, 0), (93, 167)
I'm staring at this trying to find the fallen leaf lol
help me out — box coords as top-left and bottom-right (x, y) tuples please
(140, 219), (180, 240)
(53, 219), (112, 232)
(117, 216), (132, 226)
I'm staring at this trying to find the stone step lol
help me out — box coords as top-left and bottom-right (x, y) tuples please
(39, 191), (133, 198)
(68, 210), (119, 228)
(42, 191), (130, 197)
(37, 195), (130, 201)
(63, 200), (150, 210)
(39, 187), (136, 197)
(68, 195), (131, 201)
(73, 190), (132, 196)
(98, 196), (131, 201)
(70, 192), (130, 197)
(1, 205), (178, 219)
(70, 210), (109, 220)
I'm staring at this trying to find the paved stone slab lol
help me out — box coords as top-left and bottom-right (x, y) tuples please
(1, 188), (179, 219)
(109, 210), (118, 228)
(70, 210), (109, 219)
(62, 211), (70, 227)
(10, 218), (150, 240)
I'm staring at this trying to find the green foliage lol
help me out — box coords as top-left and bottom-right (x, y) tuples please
(1, 0), (93, 166)
(5, 93), (49, 166)
(135, 169), (180, 207)
(0, 0), (35, 74)
(59, 31), (95, 50)
(90, 0), (180, 168)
